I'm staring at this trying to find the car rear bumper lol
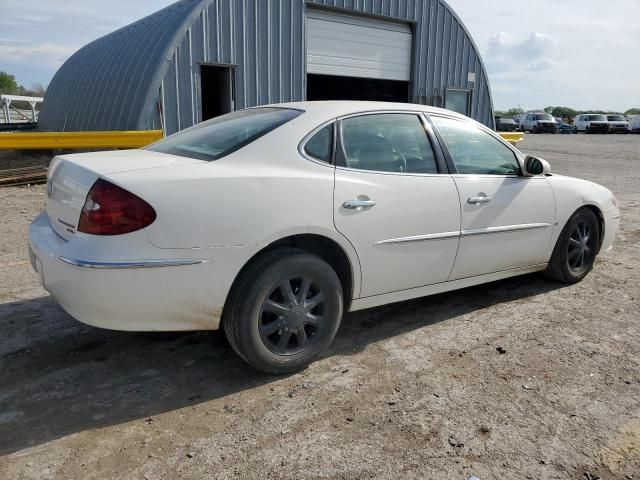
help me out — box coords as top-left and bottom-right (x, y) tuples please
(28, 212), (233, 331)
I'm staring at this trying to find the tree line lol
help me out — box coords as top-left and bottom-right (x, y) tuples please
(496, 106), (640, 118)
(0, 71), (46, 97)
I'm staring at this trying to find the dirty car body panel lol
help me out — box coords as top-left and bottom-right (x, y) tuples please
(28, 101), (620, 334)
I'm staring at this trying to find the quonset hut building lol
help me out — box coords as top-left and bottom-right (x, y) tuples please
(38, 0), (495, 135)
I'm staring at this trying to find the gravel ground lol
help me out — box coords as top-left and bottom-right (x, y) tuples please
(0, 134), (639, 480)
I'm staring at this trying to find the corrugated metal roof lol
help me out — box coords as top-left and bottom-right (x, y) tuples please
(38, 0), (494, 133)
(38, 0), (208, 131)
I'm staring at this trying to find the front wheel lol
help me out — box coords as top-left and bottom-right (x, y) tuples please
(223, 248), (343, 374)
(545, 209), (600, 283)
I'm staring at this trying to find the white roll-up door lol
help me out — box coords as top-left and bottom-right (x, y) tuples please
(306, 10), (413, 82)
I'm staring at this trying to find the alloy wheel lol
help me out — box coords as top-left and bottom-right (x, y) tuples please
(567, 221), (594, 271)
(259, 277), (326, 355)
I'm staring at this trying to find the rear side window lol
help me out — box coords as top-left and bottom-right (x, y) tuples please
(304, 124), (333, 162)
(340, 114), (439, 174)
(147, 108), (302, 161)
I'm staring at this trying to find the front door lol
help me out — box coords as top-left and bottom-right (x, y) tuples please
(430, 115), (555, 280)
(333, 113), (461, 298)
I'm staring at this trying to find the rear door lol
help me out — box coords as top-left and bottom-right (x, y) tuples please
(430, 115), (555, 280)
(332, 112), (461, 298)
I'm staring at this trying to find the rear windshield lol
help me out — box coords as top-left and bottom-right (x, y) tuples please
(535, 114), (554, 121)
(147, 108), (302, 161)
(588, 115), (607, 122)
(607, 115), (625, 121)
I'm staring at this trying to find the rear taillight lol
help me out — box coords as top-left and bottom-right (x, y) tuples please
(78, 179), (156, 235)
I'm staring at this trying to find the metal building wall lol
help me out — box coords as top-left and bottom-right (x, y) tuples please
(309, 0), (494, 127)
(39, 0), (493, 134)
(159, 0), (305, 134)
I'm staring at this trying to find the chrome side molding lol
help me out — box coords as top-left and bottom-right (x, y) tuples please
(58, 257), (207, 269)
(374, 231), (460, 245)
(461, 223), (551, 237)
(374, 223), (551, 246)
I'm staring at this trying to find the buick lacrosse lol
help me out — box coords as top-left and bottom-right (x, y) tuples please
(29, 102), (619, 373)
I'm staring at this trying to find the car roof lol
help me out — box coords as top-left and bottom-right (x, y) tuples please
(266, 100), (471, 122)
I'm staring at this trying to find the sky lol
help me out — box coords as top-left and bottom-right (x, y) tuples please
(1, 0), (638, 112)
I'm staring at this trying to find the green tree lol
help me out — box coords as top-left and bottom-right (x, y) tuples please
(550, 106), (578, 118)
(0, 71), (18, 94)
(625, 108), (640, 116)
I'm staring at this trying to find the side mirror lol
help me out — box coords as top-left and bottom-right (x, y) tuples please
(524, 156), (551, 176)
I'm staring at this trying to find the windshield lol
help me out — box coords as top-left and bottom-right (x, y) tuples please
(147, 108), (303, 161)
(535, 114), (554, 121)
(607, 115), (625, 122)
(588, 115), (607, 122)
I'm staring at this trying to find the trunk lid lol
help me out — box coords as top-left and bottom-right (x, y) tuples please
(46, 150), (203, 240)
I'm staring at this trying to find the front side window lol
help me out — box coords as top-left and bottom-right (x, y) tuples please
(340, 114), (438, 174)
(432, 116), (521, 175)
(147, 108), (302, 161)
(304, 124), (333, 162)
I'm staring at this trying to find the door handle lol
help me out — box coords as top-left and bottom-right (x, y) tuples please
(343, 199), (377, 209)
(467, 196), (491, 205)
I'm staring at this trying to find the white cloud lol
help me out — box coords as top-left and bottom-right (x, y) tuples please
(526, 60), (558, 72)
(488, 31), (559, 68)
(0, 40), (77, 68)
(446, 0), (640, 111)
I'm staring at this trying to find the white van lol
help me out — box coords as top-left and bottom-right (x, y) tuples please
(606, 114), (630, 134)
(573, 114), (609, 134)
(520, 112), (558, 133)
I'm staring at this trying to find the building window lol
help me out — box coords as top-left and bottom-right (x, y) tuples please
(444, 89), (471, 116)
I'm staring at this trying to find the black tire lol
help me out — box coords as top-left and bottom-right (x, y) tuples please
(223, 248), (343, 374)
(545, 208), (600, 284)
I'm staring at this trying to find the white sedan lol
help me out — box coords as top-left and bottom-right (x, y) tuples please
(29, 102), (620, 373)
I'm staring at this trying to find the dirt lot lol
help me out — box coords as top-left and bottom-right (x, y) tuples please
(1, 134), (639, 479)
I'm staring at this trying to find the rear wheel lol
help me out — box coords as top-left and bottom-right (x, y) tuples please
(545, 209), (600, 283)
(223, 248), (343, 374)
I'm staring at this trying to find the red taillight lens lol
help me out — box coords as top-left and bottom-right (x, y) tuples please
(78, 179), (156, 235)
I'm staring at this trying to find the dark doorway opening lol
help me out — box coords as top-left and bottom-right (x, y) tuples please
(201, 65), (234, 121)
(307, 74), (409, 103)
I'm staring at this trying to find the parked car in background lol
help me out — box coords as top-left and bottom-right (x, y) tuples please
(556, 119), (573, 134)
(513, 114), (524, 130)
(521, 113), (558, 133)
(630, 116), (640, 133)
(573, 114), (610, 134)
(28, 101), (620, 373)
(495, 116), (518, 132)
(606, 114), (630, 134)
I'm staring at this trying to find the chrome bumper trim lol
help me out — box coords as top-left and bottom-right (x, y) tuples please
(58, 257), (206, 269)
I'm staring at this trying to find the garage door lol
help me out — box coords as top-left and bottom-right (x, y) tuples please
(306, 10), (412, 82)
